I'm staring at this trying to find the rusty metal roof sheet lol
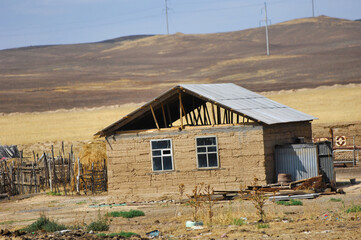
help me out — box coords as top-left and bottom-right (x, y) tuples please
(179, 83), (317, 125)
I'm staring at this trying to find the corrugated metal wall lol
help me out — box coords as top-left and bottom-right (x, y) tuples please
(275, 144), (319, 181)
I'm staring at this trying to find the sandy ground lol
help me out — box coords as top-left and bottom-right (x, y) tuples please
(0, 180), (360, 239)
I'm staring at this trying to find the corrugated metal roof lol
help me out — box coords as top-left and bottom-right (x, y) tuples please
(179, 83), (317, 125)
(97, 83), (317, 136)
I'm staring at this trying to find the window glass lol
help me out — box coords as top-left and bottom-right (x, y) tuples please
(196, 137), (219, 168)
(163, 156), (173, 170)
(151, 139), (173, 171)
(152, 140), (171, 149)
(197, 147), (206, 153)
(152, 157), (162, 171)
(198, 154), (207, 168)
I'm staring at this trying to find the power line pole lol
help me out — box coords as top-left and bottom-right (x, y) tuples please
(165, 0), (169, 34)
(312, 0), (315, 17)
(264, 2), (270, 56)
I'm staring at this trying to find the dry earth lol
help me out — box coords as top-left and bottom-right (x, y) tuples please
(0, 181), (360, 239)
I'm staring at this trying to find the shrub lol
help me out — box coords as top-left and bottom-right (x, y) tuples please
(22, 215), (67, 232)
(346, 205), (361, 213)
(276, 199), (303, 206)
(86, 219), (109, 231)
(106, 210), (145, 218)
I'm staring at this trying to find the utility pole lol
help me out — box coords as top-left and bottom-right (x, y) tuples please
(312, 0), (315, 17)
(165, 0), (169, 34)
(264, 2), (270, 56)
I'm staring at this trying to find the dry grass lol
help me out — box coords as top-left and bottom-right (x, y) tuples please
(266, 84), (361, 124)
(0, 104), (140, 145)
(0, 85), (360, 145)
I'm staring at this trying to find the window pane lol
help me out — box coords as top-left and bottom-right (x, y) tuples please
(152, 150), (161, 156)
(197, 147), (206, 153)
(208, 146), (217, 152)
(163, 156), (173, 170)
(208, 153), (218, 167)
(163, 150), (171, 155)
(198, 154), (207, 168)
(153, 157), (162, 171)
(152, 140), (170, 150)
(197, 137), (216, 146)
(197, 138), (206, 146)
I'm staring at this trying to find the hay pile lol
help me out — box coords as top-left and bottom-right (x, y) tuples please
(71, 141), (107, 191)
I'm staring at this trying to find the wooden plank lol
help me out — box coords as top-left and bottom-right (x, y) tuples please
(149, 104), (160, 130)
(179, 91), (183, 129)
(211, 104), (216, 126)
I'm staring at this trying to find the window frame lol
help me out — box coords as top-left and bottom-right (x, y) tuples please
(195, 136), (219, 169)
(150, 138), (174, 172)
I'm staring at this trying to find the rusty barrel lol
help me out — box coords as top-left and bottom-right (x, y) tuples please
(277, 173), (292, 184)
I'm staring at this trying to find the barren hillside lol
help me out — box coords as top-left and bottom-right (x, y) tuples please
(0, 16), (360, 113)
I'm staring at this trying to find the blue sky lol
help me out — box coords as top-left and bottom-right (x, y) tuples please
(0, 0), (360, 50)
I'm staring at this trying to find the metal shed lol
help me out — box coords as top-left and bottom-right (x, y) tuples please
(275, 141), (334, 183)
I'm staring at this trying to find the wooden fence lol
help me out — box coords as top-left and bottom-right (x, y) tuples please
(0, 144), (107, 198)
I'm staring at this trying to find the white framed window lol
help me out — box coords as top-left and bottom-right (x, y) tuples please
(196, 136), (219, 168)
(150, 139), (174, 171)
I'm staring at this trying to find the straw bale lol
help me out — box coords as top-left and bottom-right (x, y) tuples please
(70, 140), (107, 191)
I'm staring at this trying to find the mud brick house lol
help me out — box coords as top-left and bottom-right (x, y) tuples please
(96, 83), (316, 202)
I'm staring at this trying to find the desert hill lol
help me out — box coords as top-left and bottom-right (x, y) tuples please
(0, 16), (360, 113)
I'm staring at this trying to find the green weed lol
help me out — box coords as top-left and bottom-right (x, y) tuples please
(97, 231), (138, 238)
(86, 219), (109, 231)
(46, 191), (61, 196)
(330, 198), (342, 202)
(256, 223), (270, 229)
(106, 210), (145, 218)
(276, 199), (303, 206)
(231, 218), (246, 226)
(346, 205), (361, 213)
(22, 215), (67, 232)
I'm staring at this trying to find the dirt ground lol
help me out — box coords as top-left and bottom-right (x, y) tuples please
(0, 180), (360, 240)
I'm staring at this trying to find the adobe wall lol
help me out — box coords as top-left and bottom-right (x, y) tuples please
(106, 125), (266, 202)
(263, 121), (313, 183)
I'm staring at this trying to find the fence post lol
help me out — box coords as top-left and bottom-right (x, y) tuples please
(353, 136), (356, 167)
(76, 158), (80, 194)
(48, 159), (53, 192)
(91, 162), (94, 194)
(62, 156), (67, 196)
(103, 159), (107, 191)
